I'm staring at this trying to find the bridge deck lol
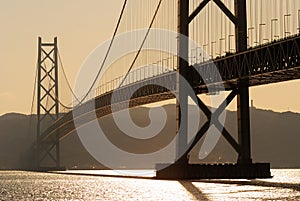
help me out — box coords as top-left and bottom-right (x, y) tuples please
(40, 34), (300, 143)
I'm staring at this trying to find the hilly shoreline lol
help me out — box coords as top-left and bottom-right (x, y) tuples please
(0, 104), (299, 169)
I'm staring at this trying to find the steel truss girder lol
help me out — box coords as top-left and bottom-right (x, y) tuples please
(39, 35), (300, 143)
(40, 73), (176, 141)
(37, 37), (60, 169)
(190, 35), (300, 87)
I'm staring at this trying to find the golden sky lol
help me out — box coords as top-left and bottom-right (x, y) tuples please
(0, 0), (300, 115)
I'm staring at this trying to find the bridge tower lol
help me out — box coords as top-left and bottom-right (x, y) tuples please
(234, 0), (252, 165)
(157, 0), (271, 179)
(36, 37), (61, 170)
(175, 0), (189, 165)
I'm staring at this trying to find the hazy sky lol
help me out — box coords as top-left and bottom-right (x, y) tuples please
(1, 0), (300, 115)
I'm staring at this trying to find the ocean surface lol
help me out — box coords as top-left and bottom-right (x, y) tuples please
(0, 169), (299, 200)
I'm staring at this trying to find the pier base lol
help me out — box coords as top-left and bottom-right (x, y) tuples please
(155, 163), (271, 179)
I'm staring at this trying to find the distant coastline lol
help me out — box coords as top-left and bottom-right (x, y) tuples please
(0, 104), (299, 169)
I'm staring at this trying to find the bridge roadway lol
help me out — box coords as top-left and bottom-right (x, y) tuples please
(40, 34), (300, 144)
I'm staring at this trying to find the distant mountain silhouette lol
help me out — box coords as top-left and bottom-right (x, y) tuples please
(0, 104), (299, 169)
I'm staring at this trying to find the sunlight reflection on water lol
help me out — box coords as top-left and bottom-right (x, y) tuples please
(0, 169), (299, 200)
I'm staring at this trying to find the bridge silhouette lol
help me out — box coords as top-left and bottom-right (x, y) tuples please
(32, 0), (300, 179)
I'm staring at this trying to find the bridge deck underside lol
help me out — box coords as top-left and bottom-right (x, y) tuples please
(198, 66), (300, 92)
(41, 35), (300, 143)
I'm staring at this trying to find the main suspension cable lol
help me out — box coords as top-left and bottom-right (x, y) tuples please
(57, 49), (81, 104)
(27, 61), (38, 135)
(74, 0), (128, 106)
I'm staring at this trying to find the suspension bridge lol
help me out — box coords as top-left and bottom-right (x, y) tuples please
(30, 0), (300, 179)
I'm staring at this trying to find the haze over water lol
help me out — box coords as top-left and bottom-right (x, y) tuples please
(0, 169), (299, 200)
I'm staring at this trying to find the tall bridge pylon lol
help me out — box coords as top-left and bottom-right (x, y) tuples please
(157, 0), (271, 179)
(36, 37), (61, 170)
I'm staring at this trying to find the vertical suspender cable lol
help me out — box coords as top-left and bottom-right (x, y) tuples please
(118, 0), (163, 87)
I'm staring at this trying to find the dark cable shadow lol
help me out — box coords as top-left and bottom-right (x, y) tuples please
(179, 181), (211, 201)
(191, 179), (300, 192)
(37, 171), (156, 180)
